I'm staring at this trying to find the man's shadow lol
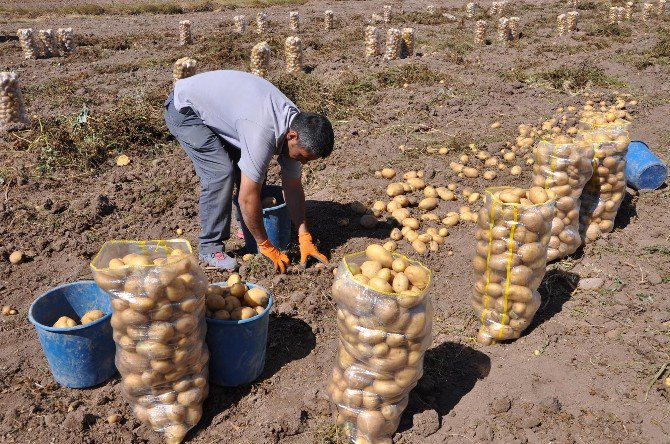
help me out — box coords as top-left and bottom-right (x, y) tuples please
(398, 342), (491, 432)
(187, 316), (315, 439)
(305, 199), (393, 253)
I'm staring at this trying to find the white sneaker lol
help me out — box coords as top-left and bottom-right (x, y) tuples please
(200, 251), (239, 271)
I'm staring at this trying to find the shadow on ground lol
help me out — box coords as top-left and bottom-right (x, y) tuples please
(398, 341), (491, 432)
(525, 269), (580, 336)
(189, 316), (315, 439)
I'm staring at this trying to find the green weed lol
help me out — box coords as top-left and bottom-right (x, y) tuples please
(642, 245), (670, 255)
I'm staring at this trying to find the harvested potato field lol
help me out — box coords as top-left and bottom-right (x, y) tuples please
(1, 0), (670, 443)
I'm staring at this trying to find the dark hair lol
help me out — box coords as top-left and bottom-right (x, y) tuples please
(290, 112), (334, 158)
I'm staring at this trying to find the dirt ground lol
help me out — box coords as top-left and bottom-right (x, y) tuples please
(1, 0), (670, 443)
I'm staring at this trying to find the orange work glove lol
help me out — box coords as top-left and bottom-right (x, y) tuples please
(299, 232), (329, 266)
(258, 239), (290, 273)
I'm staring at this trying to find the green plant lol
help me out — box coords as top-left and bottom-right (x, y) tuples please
(637, 293), (653, 303)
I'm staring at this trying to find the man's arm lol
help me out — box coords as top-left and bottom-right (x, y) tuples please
(282, 176), (308, 235)
(238, 174), (268, 243)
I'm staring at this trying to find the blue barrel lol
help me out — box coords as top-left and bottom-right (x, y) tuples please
(28, 281), (116, 388)
(233, 184), (291, 254)
(626, 141), (668, 190)
(205, 282), (273, 386)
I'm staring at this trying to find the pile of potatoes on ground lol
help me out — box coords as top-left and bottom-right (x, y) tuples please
(328, 244), (432, 444)
(91, 241), (209, 444)
(204, 273), (269, 320)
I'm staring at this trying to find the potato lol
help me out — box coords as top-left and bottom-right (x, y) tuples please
(390, 228), (403, 241)
(81, 309), (105, 324)
(261, 196), (277, 208)
(53, 316), (77, 328)
(147, 322), (174, 342)
(411, 240), (427, 255)
(386, 183), (405, 197)
(442, 213), (460, 227)
(510, 165), (523, 176)
(381, 168), (396, 179)
(406, 178), (426, 190)
(392, 272), (410, 293)
(244, 287), (269, 308)
(418, 197), (438, 211)
(383, 241), (397, 252)
(227, 273), (242, 286)
(402, 218), (420, 230)
(206, 293), (226, 311)
(229, 283), (247, 298)
(423, 186), (438, 198)
(224, 296), (241, 312)
(213, 309), (231, 320)
(365, 244), (394, 268)
(371, 200), (387, 216)
(463, 167), (479, 178)
(404, 265), (429, 289)
(361, 260), (383, 278)
(368, 277), (394, 293)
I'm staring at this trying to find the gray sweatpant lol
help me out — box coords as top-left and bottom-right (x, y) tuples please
(164, 93), (241, 256)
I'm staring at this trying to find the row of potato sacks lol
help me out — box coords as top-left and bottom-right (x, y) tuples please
(472, 111), (631, 344)
(91, 240), (209, 444)
(328, 246), (433, 444)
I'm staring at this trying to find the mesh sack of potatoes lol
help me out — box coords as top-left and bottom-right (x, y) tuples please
(56, 27), (76, 54)
(0, 71), (30, 132)
(250, 41), (271, 77)
(472, 187), (556, 345)
(327, 246), (433, 444)
(38, 29), (58, 57)
(576, 126), (630, 243)
(172, 57), (197, 82)
(17, 28), (38, 59)
(90, 239), (209, 444)
(531, 135), (594, 261)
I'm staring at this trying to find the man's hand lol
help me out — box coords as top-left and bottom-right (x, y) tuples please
(299, 232), (329, 266)
(258, 239), (290, 273)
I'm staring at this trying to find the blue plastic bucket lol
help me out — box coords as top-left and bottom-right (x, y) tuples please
(205, 282), (273, 386)
(28, 281), (116, 388)
(233, 184), (291, 254)
(626, 141), (667, 190)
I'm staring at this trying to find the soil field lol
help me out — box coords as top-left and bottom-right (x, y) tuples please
(1, 0), (670, 443)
